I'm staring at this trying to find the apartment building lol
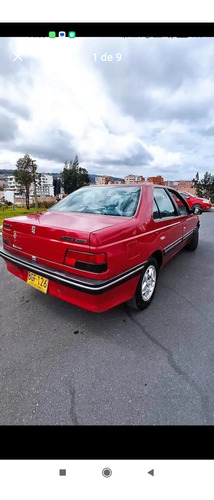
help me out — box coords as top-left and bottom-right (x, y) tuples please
(34, 174), (54, 197)
(5, 174), (54, 197)
(95, 176), (113, 185)
(136, 176), (145, 183)
(124, 175), (145, 184)
(124, 175), (136, 184)
(147, 176), (165, 185)
(6, 175), (16, 190)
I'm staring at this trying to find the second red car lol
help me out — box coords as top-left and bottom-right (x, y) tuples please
(179, 191), (212, 211)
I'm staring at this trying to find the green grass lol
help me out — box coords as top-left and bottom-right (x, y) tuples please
(0, 206), (47, 226)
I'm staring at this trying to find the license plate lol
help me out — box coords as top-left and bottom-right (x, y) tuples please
(27, 271), (49, 294)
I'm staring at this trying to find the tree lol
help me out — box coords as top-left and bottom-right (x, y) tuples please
(72, 154), (79, 170)
(192, 172), (203, 198)
(53, 177), (61, 196)
(200, 172), (214, 202)
(31, 159), (41, 211)
(192, 171), (214, 203)
(14, 154), (40, 209)
(61, 155), (90, 194)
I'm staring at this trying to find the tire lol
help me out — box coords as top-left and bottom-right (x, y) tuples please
(192, 203), (203, 212)
(186, 227), (199, 251)
(126, 257), (159, 310)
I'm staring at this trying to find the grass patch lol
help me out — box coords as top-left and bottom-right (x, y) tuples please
(0, 206), (47, 226)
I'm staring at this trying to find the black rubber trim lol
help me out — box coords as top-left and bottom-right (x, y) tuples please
(0, 247), (146, 295)
(182, 229), (194, 241)
(163, 237), (183, 255)
(163, 227), (197, 255)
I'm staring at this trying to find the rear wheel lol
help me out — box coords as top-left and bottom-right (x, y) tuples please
(126, 257), (159, 310)
(186, 227), (199, 251)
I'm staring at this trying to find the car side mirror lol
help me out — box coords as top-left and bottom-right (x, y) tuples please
(192, 207), (202, 215)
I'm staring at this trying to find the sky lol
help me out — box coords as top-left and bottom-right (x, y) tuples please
(1, 36), (214, 180)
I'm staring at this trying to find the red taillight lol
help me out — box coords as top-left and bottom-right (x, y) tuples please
(64, 250), (107, 272)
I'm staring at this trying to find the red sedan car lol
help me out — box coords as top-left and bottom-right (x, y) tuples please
(179, 191), (212, 211)
(0, 184), (201, 313)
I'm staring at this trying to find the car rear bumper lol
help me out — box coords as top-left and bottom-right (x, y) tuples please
(0, 246), (144, 312)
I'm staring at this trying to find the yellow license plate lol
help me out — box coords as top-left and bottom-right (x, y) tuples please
(27, 271), (49, 294)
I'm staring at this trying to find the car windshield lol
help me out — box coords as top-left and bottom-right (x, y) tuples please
(50, 186), (141, 217)
(181, 192), (196, 198)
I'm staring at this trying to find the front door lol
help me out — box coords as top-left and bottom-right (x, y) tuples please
(168, 189), (196, 243)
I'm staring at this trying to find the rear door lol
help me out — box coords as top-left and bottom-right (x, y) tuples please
(153, 187), (183, 259)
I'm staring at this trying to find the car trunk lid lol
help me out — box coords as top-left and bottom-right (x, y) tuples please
(3, 211), (129, 265)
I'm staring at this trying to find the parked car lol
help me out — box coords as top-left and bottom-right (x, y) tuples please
(179, 191), (212, 211)
(0, 184), (201, 313)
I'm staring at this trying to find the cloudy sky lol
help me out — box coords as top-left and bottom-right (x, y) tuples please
(1, 36), (214, 180)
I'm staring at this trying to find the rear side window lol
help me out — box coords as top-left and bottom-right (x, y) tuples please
(153, 199), (160, 219)
(154, 188), (177, 218)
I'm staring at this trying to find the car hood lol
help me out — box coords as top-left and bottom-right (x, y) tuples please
(197, 198), (210, 202)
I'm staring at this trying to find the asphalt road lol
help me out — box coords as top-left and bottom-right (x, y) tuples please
(1, 211), (214, 425)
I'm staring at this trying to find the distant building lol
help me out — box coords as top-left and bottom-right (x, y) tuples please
(124, 175), (136, 184)
(3, 173), (54, 204)
(147, 176), (165, 185)
(164, 180), (179, 188)
(177, 180), (196, 195)
(95, 176), (113, 185)
(164, 180), (196, 195)
(124, 175), (145, 184)
(4, 174), (54, 198)
(136, 176), (145, 184)
(33, 174), (54, 197)
(6, 175), (16, 190)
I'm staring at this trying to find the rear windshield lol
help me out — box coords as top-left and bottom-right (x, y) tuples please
(50, 186), (141, 217)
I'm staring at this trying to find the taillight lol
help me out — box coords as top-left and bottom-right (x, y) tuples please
(64, 250), (107, 273)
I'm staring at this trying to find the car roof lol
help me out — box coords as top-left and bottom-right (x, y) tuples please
(179, 191), (193, 195)
(86, 183), (144, 188)
(86, 183), (168, 188)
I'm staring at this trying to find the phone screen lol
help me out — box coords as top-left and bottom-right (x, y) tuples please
(0, 21), (213, 500)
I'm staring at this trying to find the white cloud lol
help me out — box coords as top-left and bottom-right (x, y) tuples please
(145, 144), (183, 170)
(1, 36), (214, 180)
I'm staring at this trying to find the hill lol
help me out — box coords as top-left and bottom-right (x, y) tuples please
(0, 170), (124, 184)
